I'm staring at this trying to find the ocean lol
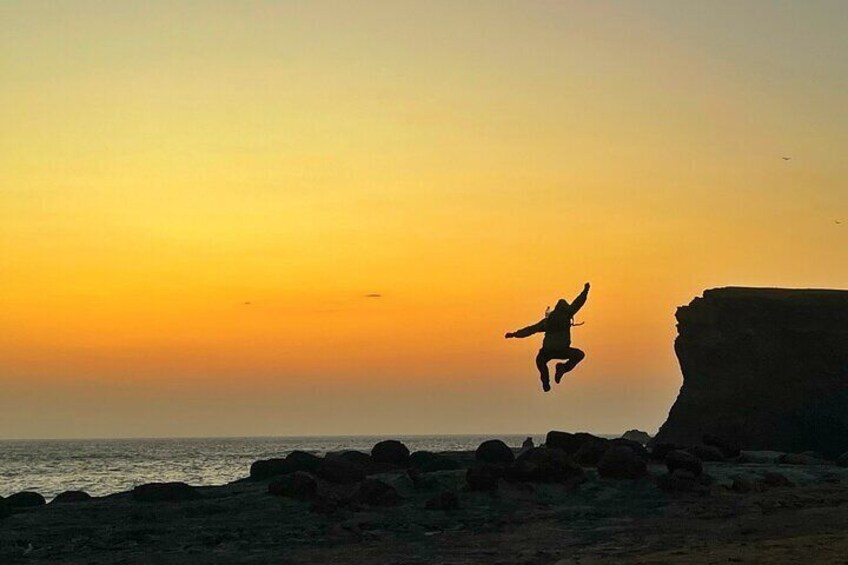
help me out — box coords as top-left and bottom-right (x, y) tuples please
(0, 434), (539, 500)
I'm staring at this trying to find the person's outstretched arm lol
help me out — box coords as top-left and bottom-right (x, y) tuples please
(569, 282), (591, 315)
(505, 319), (545, 339)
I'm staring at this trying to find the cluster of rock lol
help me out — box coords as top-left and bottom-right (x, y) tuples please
(251, 433), (659, 512)
(251, 439), (464, 513)
(7, 426), (848, 521)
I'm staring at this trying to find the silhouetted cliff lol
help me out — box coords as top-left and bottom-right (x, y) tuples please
(654, 287), (848, 458)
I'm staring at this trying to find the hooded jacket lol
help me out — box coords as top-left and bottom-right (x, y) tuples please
(511, 286), (589, 351)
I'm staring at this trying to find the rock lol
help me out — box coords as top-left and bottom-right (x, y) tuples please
(597, 446), (647, 479)
(507, 447), (584, 484)
(731, 476), (764, 494)
(250, 458), (284, 480)
(315, 457), (366, 484)
(736, 451), (784, 464)
(688, 444), (725, 462)
(838, 452), (848, 467)
(5, 491), (46, 508)
(328, 450), (373, 471)
(285, 451), (322, 473)
(353, 479), (401, 506)
(666, 450), (703, 476)
(650, 442), (684, 462)
(310, 493), (342, 515)
(545, 431), (605, 455)
(572, 437), (610, 466)
(131, 482), (199, 502)
(251, 450), (323, 480)
(779, 452), (828, 466)
(475, 439), (515, 465)
(371, 440), (410, 467)
(425, 491), (460, 511)
(761, 471), (794, 488)
(654, 287), (848, 459)
(268, 471), (318, 499)
(657, 470), (712, 495)
(51, 491), (92, 504)
(703, 434), (741, 458)
(621, 430), (652, 445)
(409, 451), (461, 472)
(609, 438), (649, 460)
(466, 463), (502, 491)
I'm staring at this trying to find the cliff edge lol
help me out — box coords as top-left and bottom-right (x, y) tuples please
(654, 287), (848, 458)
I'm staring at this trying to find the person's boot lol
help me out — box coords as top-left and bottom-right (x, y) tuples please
(541, 378), (551, 393)
(554, 362), (572, 384)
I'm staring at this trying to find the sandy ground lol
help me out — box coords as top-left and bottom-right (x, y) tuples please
(2, 459), (848, 564)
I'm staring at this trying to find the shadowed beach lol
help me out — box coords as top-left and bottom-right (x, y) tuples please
(3, 435), (848, 564)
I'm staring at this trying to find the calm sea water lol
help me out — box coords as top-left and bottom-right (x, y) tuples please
(0, 435), (539, 500)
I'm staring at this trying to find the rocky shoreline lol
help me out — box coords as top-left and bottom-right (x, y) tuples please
(3, 431), (848, 564)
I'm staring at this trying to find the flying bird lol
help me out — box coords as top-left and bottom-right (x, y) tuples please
(242, 302), (252, 305)
(364, 293), (382, 298)
(837, 220), (843, 225)
(781, 156), (792, 161)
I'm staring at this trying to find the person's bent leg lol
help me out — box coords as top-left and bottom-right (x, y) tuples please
(535, 350), (552, 392)
(555, 348), (586, 384)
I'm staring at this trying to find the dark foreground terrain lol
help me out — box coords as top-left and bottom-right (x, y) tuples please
(3, 436), (848, 564)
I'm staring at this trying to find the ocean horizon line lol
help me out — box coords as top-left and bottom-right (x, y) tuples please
(0, 431), (627, 443)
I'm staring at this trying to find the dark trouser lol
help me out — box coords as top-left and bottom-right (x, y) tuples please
(535, 347), (586, 385)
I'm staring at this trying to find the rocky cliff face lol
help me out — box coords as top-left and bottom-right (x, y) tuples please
(654, 287), (848, 458)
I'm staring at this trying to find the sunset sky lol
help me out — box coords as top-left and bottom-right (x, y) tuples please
(2, 1), (847, 439)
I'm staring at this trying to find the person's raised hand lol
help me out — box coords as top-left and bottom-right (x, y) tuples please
(505, 332), (515, 339)
(584, 282), (591, 291)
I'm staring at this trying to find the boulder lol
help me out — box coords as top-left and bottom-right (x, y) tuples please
(315, 457), (366, 484)
(657, 470), (712, 495)
(666, 450), (703, 476)
(609, 438), (649, 460)
(131, 482), (199, 502)
(425, 491), (460, 511)
(572, 437), (610, 466)
(621, 430), (652, 445)
(654, 288), (848, 459)
(371, 440), (410, 467)
(475, 439), (515, 465)
(285, 451), (322, 473)
(779, 452), (829, 466)
(310, 493), (343, 515)
(650, 442), (684, 462)
(250, 458), (285, 480)
(409, 451), (462, 473)
(5, 491), (46, 508)
(268, 471), (318, 499)
(545, 431), (605, 455)
(466, 463), (502, 491)
(731, 476), (764, 494)
(760, 471), (794, 488)
(507, 447), (584, 484)
(703, 434), (741, 459)
(51, 491), (92, 504)
(597, 446), (647, 479)
(353, 479), (401, 506)
(837, 452), (848, 468)
(688, 444), (725, 462)
(330, 450), (372, 471)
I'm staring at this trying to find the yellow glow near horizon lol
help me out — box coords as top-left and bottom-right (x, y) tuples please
(1, 1), (847, 438)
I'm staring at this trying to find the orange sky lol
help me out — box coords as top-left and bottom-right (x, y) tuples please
(1, 1), (847, 438)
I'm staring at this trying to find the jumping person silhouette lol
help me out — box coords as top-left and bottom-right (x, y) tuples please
(505, 283), (590, 392)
